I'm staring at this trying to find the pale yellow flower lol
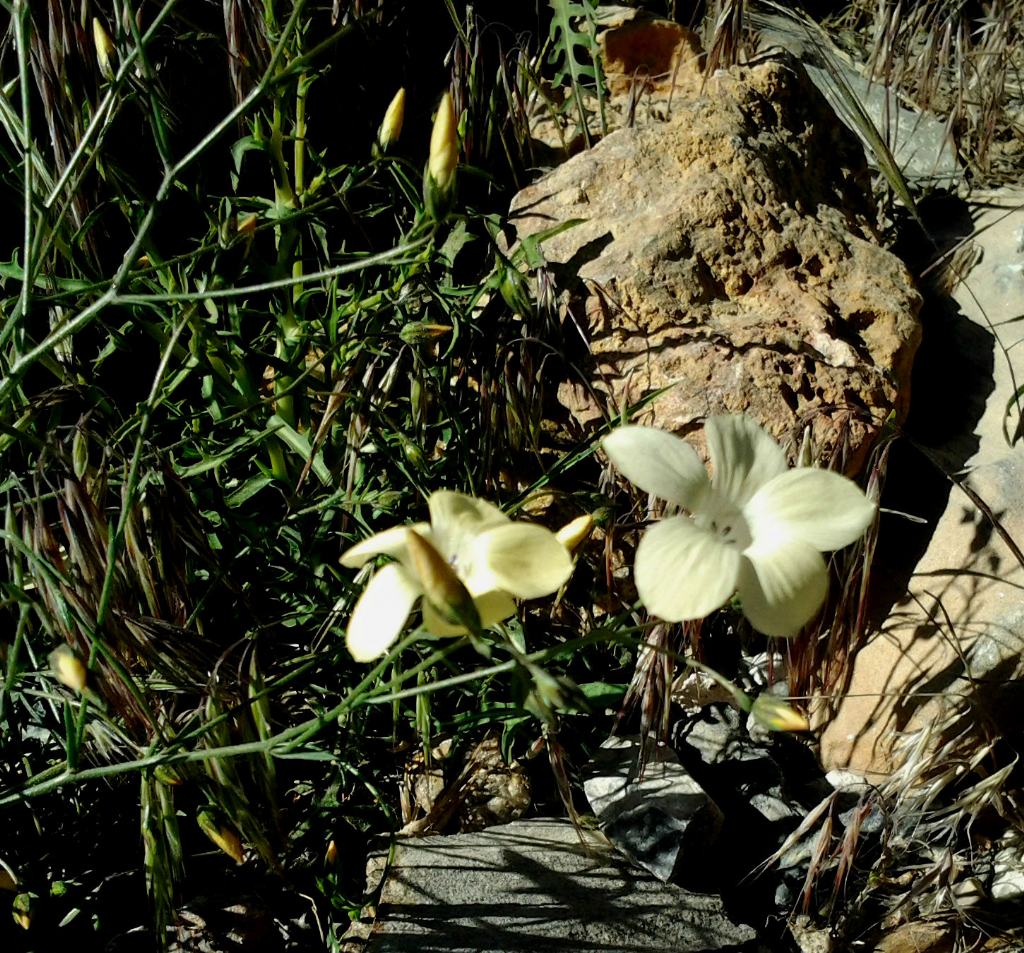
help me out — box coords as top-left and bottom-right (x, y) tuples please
(603, 415), (876, 637)
(341, 491), (573, 662)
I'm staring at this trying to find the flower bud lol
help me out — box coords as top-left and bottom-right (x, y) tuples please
(12, 892), (31, 930)
(750, 694), (810, 733)
(197, 808), (245, 864)
(498, 264), (533, 318)
(236, 213), (258, 236)
(399, 321), (452, 346)
(325, 839), (338, 866)
(424, 92), (458, 218)
(428, 93), (458, 191)
(0, 867), (17, 892)
(72, 428), (89, 479)
(556, 514), (594, 553)
(405, 529), (480, 634)
(50, 645), (87, 693)
(154, 764), (184, 787)
(93, 18), (116, 82)
(377, 87), (406, 152)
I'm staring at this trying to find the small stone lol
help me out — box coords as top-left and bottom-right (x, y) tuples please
(826, 769), (871, 793)
(872, 919), (955, 953)
(582, 735), (722, 882)
(992, 831), (1024, 902)
(790, 914), (834, 953)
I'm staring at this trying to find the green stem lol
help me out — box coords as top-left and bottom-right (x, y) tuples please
(12, 0), (32, 359)
(0, 0), (311, 402)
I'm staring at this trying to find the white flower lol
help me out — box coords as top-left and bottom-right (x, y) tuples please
(602, 416), (876, 637)
(341, 490), (574, 662)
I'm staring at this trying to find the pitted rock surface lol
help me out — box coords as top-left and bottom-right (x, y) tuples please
(511, 56), (922, 471)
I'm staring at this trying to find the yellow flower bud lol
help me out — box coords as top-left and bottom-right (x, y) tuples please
(377, 87), (406, 151)
(197, 809), (245, 864)
(427, 92), (458, 194)
(50, 645), (87, 693)
(750, 694), (810, 733)
(325, 839), (338, 866)
(556, 514), (594, 553)
(0, 866), (17, 892)
(12, 892), (31, 930)
(93, 18), (116, 82)
(236, 213), (258, 236)
(405, 529), (480, 634)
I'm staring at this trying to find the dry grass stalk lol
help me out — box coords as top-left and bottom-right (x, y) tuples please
(704, 0), (747, 77)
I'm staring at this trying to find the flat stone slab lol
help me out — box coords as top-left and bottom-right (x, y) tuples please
(365, 819), (755, 952)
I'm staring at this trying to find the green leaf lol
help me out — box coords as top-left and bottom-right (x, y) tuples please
(225, 474), (276, 508)
(547, 0), (607, 145)
(268, 414), (332, 487)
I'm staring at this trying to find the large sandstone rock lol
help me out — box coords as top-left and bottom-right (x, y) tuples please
(511, 55), (922, 470)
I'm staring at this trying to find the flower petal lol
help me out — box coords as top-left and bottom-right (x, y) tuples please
(341, 523), (431, 568)
(466, 524), (573, 600)
(705, 415), (788, 507)
(634, 515), (742, 621)
(602, 426), (710, 509)
(428, 490), (509, 561)
(346, 564), (421, 662)
(744, 468), (876, 552)
(422, 589), (517, 636)
(737, 541), (828, 637)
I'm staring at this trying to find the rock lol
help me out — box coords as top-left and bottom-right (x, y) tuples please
(753, 11), (961, 188)
(790, 915), (833, 953)
(992, 830), (1024, 902)
(825, 769), (871, 794)
(672, 705), (823, 872)
(510, 56), (921, 473)
(805, 63), (960, 189)
(364, 818), (756, 952)
(599, 17), (705, 99)
(529, 14), (707, 156)
(582, 735), (722, 882)
(872, 919), (955, 953)
(821, 189), (1024, 778)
